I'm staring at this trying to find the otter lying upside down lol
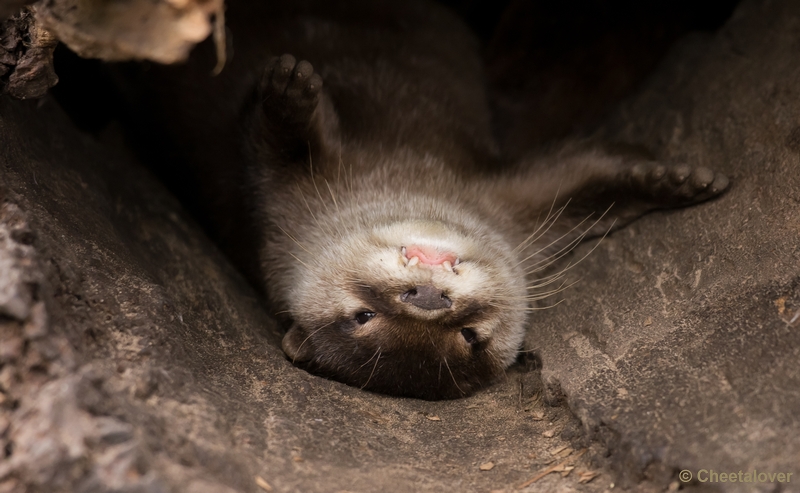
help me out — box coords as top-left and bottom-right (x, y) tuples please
(148, 1), (728, 400)
(247, 61), (727, 400)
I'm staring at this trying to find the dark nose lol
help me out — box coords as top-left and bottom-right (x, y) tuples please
(400, 284), (452, 310)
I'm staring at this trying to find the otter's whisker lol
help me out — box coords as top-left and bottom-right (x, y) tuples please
(527, 214), (615, 283)
(526, 279), (581, 301)
(336, 151), (343, 191)
(293, 320), (337, 364)
(520, 299), (567, 311)
(518, 212), (592, 268)
(442, 357), (465, 396)
(325, 178), (340, 216)
(525, 264), (576, 289)
(513, 197), (570, 255)
(513, 186), (569, 254)
(524, 230), (586, 273)
(484, 346), (505, 373)
(288, 252), (310, 269)
(296, 182), (336, 238)
(308, 146), (332, 216)
(359, 347), (382, 389)
(357, 346), (381, 371)
(277, 225), (313, 255)
(420, 323), (464, 394)
(524, 205), (614, 276)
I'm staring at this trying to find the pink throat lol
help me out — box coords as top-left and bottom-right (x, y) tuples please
(405, 244), (458, 266)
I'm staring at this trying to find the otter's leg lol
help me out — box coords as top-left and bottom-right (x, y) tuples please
(250, 54), (325, 165)
(565, 158), (730, 233)
(496, 148), (729, 257)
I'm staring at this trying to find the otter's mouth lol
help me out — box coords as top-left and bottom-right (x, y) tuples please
(401, 244), (461, 272)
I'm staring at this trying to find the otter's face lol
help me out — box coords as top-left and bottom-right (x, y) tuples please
(281, 220), (527, 400)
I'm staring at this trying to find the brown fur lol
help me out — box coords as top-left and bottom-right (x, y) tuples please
(135, 0), (728, 399)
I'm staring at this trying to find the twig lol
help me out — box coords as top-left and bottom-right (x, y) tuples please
(517, 448), (587, 489)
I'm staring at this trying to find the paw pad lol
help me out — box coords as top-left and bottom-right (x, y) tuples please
(259, 53), (323, 126)
(629, 162), (729, 205)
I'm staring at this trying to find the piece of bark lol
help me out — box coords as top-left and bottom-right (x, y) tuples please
(0, 7), (58, 99)
(34, 0), (224, 64)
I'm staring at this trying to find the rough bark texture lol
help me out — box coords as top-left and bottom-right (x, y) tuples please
(0, 94), (612, 493)
(0, 8), (58, 99)
(528, 0), (800, 490)
(34, 0), (223, 64)
(1, 0), (798, 492)
(0, 0), (30, 22)
(0, 0), (223, 100)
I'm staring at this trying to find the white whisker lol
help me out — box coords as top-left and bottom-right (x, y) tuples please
(513, 197), (570, 255)
(442, 357), (465, 396)
(293, 320), (336, 364)
(359, 347), (382, 389)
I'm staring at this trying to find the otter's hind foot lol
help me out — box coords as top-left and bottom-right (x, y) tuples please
(626, 161), (729, 206)
(257, 54), (323, 150)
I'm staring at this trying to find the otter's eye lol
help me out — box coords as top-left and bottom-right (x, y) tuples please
(355, 312), (376, 324)
(461, 328), (478, 345)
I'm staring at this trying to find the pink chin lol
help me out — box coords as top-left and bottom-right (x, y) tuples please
(405, 244), (458, 266)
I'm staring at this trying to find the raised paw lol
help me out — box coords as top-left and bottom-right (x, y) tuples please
(259, 54), (323, 129)
(627, 161), (729, 206)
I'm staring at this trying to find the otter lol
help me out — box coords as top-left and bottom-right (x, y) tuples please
(135, 0), (728, 400)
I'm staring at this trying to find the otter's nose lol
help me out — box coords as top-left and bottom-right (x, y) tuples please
(400, 284), (452, 310)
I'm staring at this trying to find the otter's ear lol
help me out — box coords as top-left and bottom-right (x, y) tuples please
(281, 323), (315, 363)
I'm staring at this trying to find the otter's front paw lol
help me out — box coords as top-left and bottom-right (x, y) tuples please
(627, 162), (729, 205)
(259, 54), (323, 128)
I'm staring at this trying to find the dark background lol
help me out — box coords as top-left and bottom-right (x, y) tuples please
(49, 0), (742, 248)
(52, 0), (741, 149)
